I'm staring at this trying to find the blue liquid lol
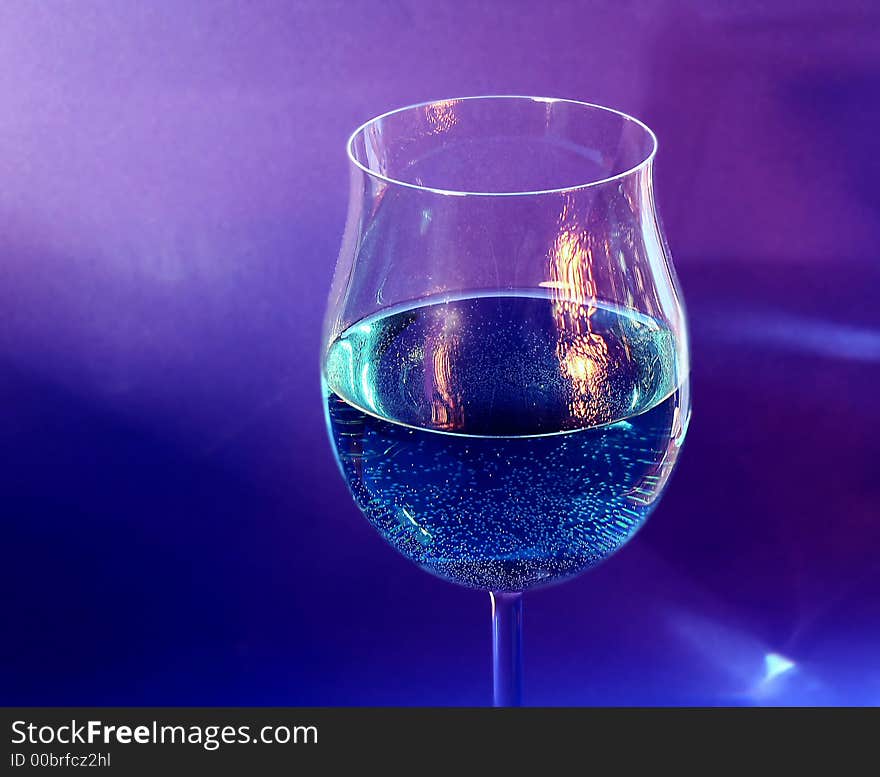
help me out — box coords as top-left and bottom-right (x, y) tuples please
(323, 293), (688, 591)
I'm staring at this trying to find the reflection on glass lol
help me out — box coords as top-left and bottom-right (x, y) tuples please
(547, 204), (610, 424)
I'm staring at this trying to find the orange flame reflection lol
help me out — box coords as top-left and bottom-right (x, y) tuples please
(544, 207), (611, 424)
(426, 99), (459, 135)
(427, 311), (464, 430)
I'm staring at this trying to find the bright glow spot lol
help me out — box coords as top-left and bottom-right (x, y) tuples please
(360, 363), (377, 412)
(357, 324), (372, 334)
(565, 354), (589, 381)
(630, 387), (640, 410)
(763, 653), (796, 682)
(673, 406), (690, 446)
(338, 340), (356, 394)
(400, 507), (432, 544)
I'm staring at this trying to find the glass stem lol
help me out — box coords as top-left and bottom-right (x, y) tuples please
(490, 591), (523, 707)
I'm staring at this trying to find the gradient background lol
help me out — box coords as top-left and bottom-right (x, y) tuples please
(3, 0), (879, 705)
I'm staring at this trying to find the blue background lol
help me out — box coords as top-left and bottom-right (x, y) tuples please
(3, 0), (879, 705)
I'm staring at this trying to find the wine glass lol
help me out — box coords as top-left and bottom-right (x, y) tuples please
(321, 96), (690, 706)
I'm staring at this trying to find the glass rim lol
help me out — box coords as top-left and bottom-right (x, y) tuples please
(346, 95), (658, 197)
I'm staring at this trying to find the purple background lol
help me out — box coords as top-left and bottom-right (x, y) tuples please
(3, 1), (879, 705)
